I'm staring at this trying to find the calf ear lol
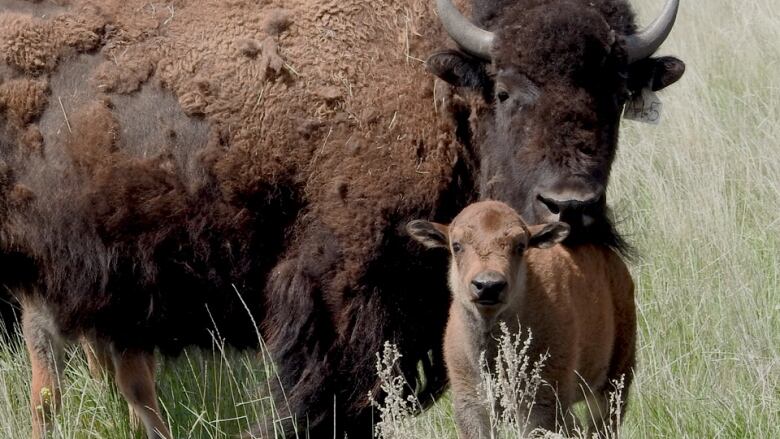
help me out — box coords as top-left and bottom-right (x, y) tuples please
(426, 50), (490, 90)
(628, 56), (686, 92)
(406, 220), (449, 249)
(528, 222), (570, 249)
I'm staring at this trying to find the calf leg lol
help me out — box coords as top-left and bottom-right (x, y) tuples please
(524, 374), (582, 436)
(587, 325), (636, 438)
(111, 348), (171, 439)
(585, 370), (634, 438)
(22, 299), (65, 439)
(584, 391), (610, 438)
(452, 392), (491, 439)
(586, 284), (637, 438)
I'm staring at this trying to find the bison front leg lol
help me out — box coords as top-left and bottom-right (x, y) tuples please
(21, 298), (65, 439)
(112, 348), (171, 439)
(82, 335), (149, 432)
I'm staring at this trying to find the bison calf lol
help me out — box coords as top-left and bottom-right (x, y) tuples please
(408, 201), (635, 437)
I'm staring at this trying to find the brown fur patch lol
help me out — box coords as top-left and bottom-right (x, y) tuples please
(8, 183), (35, 206)
(478, 207), (503, 232)
(0, 13), (59, 73)
(263, 8), (293, 36)
(52, 12), (104, 53)
(236, 39), (262, 58)
(20, 126), (44, 155)
(257, 37), (285, 79)
(0, 11), (103, 74)
(65, 100), (119, 172)
(177, 77), (212, 117)
(0, 78), (49, 127)
(88, 154), (190, 243)
(92, 52), (155, 94)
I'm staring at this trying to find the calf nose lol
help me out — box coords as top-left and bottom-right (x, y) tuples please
(470, 271), (507, 305)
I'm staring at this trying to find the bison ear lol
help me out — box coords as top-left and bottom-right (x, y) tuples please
(528, 222), (570, 249)
(628, 56), (685, 92)
(407, 220), (450, 249)
(426, 49), (491, 90)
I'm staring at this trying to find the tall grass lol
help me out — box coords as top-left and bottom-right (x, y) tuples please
(608, 0), (779, 437)
(0, 0), (778, 437)
(0, 336), (277, 438)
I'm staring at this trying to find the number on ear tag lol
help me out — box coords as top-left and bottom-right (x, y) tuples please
(623, 88), (663, 124)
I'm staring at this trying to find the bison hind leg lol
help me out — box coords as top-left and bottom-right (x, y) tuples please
(111, 347), (171, 439)
(81, 335), (152, 433)
(21, 297), (66, 439)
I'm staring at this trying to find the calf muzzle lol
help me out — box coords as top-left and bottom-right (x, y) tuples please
(470, 271), (507, 305)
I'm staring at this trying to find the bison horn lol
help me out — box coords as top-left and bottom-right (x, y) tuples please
(625, 0), (680, 63)
(436, 0), (494, 60)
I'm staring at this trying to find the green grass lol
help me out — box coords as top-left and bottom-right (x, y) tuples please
(1, 0), (778, 437)
(0, 339), (276, 438)
(601, 0), (779, 437)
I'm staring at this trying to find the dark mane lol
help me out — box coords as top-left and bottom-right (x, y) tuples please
(563, 211), (635, 259)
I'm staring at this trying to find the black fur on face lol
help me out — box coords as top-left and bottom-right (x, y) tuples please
(427, 0), (685, 253)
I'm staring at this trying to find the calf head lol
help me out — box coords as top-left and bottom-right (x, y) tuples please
(408, 201), (569, 315)
(428, 0), (685, 242)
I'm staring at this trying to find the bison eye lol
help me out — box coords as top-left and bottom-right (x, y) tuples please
(452, 242), (463, 253)
(497, 90), (510, 102)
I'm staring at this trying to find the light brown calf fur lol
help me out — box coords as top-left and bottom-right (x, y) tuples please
(408, 201), (636, 438)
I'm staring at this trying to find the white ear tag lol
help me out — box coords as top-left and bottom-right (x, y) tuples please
(623, 88), (663, 124)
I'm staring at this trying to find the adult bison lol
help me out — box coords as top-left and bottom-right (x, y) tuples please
(0, 0), (683, 438)
(429, 0), (685, 246)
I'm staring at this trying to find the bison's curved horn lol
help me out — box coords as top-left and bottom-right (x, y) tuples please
(436, 0), (494, 60)
(625, 0), (680, 63)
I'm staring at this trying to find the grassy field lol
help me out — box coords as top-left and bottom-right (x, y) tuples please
(1, 0), (778, 437)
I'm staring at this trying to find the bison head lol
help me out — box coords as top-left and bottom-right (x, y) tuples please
(427, 0), (685, 247)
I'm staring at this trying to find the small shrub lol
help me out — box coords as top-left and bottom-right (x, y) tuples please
(480, 322), (548, 438)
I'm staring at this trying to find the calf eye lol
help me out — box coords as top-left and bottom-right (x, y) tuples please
(497, 90), (510, 102)
(516, 243), (526, 253)
(452, 242), (463, 253)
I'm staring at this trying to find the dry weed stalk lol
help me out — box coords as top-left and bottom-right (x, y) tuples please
(369, 341), (420, 439)
(480, 322), (548, 438)
(369, 325), (629, 439)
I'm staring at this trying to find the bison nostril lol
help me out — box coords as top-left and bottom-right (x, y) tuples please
(537, 194), (561, 214)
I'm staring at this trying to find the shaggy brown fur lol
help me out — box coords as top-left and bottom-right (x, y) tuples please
(408, 201), (636, 437)
(0, 0), (676, 437)
(0, 0), (460, 436)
